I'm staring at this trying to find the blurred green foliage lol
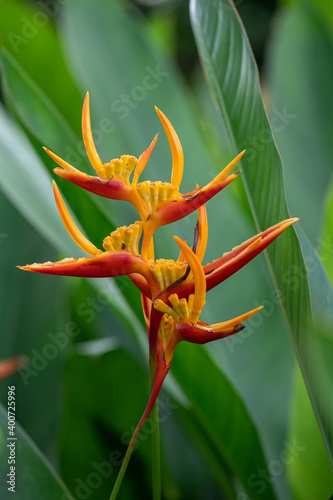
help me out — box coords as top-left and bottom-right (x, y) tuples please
(0, 0), (332, 499)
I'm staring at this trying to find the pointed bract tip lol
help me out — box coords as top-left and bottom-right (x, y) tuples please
(207, 151), (245, 187)
(132, 134), (159, 189)
(82, 91), (103, 174)
(173, 235), (184, 248)
(152, 133), (159, 145)
(43, 147), (78, 172)
(155, 107), (184, 187)
(280, 217), (300, 229)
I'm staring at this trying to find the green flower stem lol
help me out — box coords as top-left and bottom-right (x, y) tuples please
(108, 404), (151, 500)
(150, 367), (161, 500)
(109, 361), (169, 500)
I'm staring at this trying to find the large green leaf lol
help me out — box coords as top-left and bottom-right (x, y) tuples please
(287, 368), (333, 499)
(267, 1), (333, 476)
(59, 346), (152, 500)
(281, 0), (333, 33)
(172, 343), (277, 500)
(0, 103), (77, 253)
(0, 0), (82, 132)
(192, 66), (296, 500)
(267, 3), (333, 245)
(0, 404), (72, 499)
(321, 179), (333, 284)
(0, 191), (65, 458)
(190, 0), (333, 467)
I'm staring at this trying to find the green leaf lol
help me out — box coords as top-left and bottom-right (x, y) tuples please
(267, 3), (333, 245)
(268, 0), (333, 467)
(172, 344), (277, 500)
(190, 70), (297, 499)
(0, 404), (72, 499)
(321, 177), (333, 284)
(0, 46), (147, 333)
(0, 0), (82, 132)
(297, 228), (333, 323)
(190, 0), (332, 468)
(287, 368), (333, 500)
(0, 102), (77, 254)
(59, 347), (152, 500)
(0, 191), (66, 457)
(0, 48), (78, 154)
(281, 0), (333, 33)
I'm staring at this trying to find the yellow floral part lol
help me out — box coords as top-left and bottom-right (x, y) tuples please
(103, 222), (144, 254)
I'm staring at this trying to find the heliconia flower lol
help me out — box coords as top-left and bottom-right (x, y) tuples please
(43, 93), (243, 260)
(19, 96), (299, 497)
